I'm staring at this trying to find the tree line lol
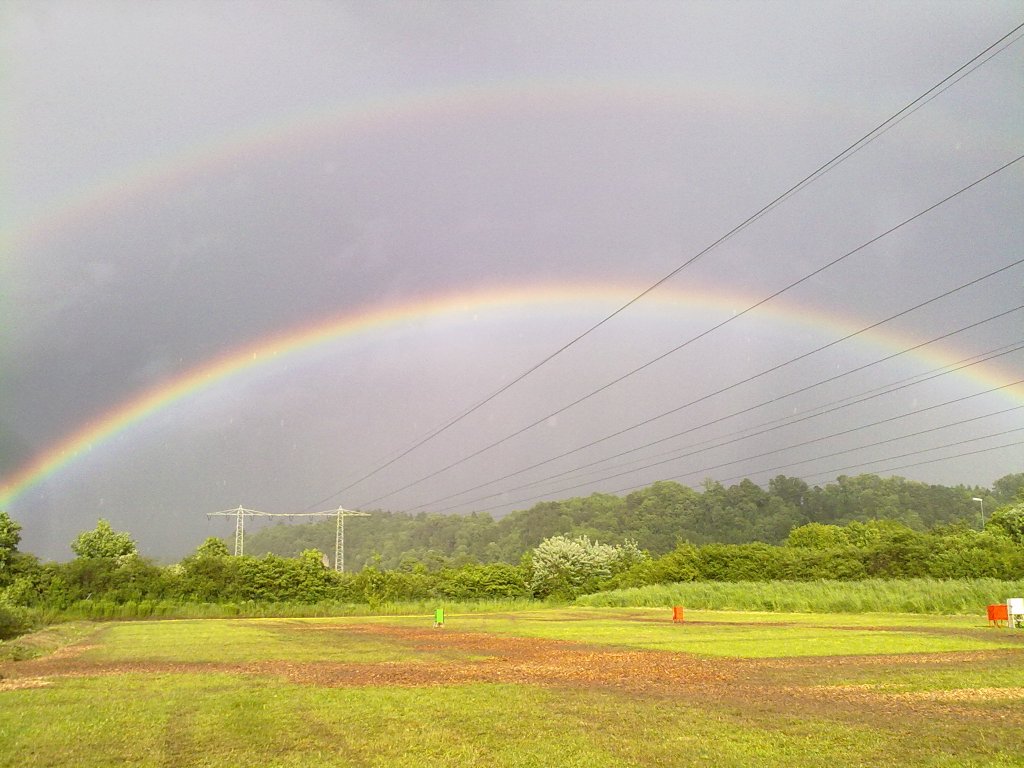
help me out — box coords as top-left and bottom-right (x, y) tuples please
(1, 470), (1022, 638)
(245, 472), (1023, 568)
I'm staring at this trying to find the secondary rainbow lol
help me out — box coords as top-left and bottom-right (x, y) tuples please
(2, 62), (999, 261)
(2, 282), (1021, 508)
(1, 76), (806, 255)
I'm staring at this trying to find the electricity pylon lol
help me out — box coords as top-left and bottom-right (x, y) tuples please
(207, 505), (369, 570)
(322, 506), (370, 572)
(207, 506), (267, 556)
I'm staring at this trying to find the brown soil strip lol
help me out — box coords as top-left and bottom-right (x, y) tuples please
(810, 684), (1024, 703)
(0, 677), (52, 691)
(1, 625), (731, 694)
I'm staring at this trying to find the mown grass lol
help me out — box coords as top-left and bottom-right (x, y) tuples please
(340, 607), (1022, 658)
(826, 659), (1023, 693)
(83, 619), (450, 664)
(3, 608), (1024, 767)
(57, 607), (1024, 663)
(575, 578), (1024, 614)
(3, 672), (1020, 768)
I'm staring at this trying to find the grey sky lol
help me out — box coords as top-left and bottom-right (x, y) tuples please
(2, 1), (1022, 560)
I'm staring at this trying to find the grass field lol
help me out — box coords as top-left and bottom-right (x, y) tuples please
(2, 607), (1023, 767)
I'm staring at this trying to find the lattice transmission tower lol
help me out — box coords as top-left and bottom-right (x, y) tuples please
(207, 505), (369, 571)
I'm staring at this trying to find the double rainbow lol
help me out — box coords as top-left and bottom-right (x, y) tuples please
(2, 77), (1018, 507)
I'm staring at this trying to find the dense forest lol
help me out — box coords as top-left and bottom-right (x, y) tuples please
(244, 472), (1024, 569)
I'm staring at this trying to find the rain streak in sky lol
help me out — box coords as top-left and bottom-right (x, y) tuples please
(1, 1), (1022, 560)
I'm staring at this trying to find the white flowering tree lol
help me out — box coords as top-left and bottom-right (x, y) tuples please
(528, 535), (646, 599)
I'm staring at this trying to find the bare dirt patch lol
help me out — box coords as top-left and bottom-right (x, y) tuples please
(0, 676), (52, 691)
(278, 622), (735, 690)
(49, 643), (100, 660)
(811, 684), (1024, 703)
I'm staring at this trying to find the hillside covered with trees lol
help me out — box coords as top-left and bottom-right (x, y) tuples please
(244, 472), (1024, 569)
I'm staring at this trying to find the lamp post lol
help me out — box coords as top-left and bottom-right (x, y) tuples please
(972, 497), (985, 530)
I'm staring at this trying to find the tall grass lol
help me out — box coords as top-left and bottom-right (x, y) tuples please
(575, 578), (1024, 615)
(0, 603), (56, 639)
(34, 579), (1024, 622)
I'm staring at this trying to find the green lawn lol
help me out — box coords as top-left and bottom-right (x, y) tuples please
(2, 608), (1022, 767)
(343, 607), (1022, 658)
(2, 673), (950, 768)
(83, 619), (449, 664)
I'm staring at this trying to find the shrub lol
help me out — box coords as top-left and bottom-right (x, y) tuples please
(0, 601), (34, 639)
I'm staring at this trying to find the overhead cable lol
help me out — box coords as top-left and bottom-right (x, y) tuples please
(409, 304), (1024, 512)
(438, 351), (1024, 512)
(357, 205), (1024, 509)
(796, 438), (1024, 485)
(472, 379), (1024, 512)
(304, 23), (1024, 511)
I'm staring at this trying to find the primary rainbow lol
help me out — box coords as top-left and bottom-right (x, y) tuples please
(2, 281), (1021, 508)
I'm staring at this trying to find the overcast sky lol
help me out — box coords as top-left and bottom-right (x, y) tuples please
(2, 1), (1022, 560)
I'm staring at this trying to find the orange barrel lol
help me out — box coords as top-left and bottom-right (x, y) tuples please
(988, 604), (1008, 624)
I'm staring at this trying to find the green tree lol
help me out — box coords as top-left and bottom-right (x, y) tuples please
(786, 522), (849, 549)
(177, 551), (242, 602)
(987, 501), (1024, 545)
(993, 473), (1024, 504)
(70, 519), (137, 559)
(0, 511), (23, 577)
(625, 543), (701, 587)
(769, 475), (810, 508)
(433, 563), (528, 599)
(860, 524), (929, 578)
(697, 542), (784, 581)
(195, 537), (230, 559)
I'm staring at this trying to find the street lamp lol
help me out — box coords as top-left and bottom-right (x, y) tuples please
(972, 497), (985, 529)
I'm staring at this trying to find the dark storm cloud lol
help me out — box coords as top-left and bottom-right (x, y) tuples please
(1, 1), (1021, 559)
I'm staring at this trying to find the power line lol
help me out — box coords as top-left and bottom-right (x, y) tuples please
(621, 434), (1024, 500)
(796, 438), (1024, 486)
(357, 163), (1022, 507)
(470, 432), (1023, 513)
(713, 407), (1024, 486)
(207, 505), (370, 569)
(432, 351), (1024, 513)
(667, 409), (1024, 487)
(537, 340), (1024, 494)
(304, 24), (1024, 511)
(357, 210), (1024, 510)
(408, 304), (1024, 513)
(467, 379), (1024, 512)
